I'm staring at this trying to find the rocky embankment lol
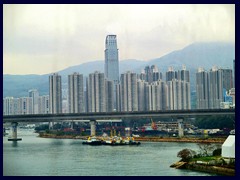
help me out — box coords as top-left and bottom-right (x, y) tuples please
(134, 137), (226, 143)
(170, 161), (235, 176)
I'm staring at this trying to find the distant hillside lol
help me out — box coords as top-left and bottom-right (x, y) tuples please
(58, 59), (146, 76)
(3, 42), (235, 98)
(149, 42), (234, 71)
(3, 74), (49, 97)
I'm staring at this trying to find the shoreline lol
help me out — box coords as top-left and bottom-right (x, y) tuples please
(38, 133), (226, 143)
(170, 161), (235, 176)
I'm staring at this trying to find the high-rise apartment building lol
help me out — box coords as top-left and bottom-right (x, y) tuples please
(144, 65), (162, 83)
(19, 97), (33, 114)
(167, 80), (178, 110)
(115, 83), (121, 112)
(208, 66), (223, 109)
(178, 65), (190, 82)
(3, 97), (15, 115)
(105, 80), (114, 112)
(29, 89), (39, 114)
(145, 83), (161, 111)
(87, 71), (106, 112)
(104, 35), (119, 85)
(221, 68), (233, 91)
(68, 73), (84, 113)
(196, 67), (209, 109)
(137, 80), (146, 111)
(196, 66), (224, 109)
(38, 95), (50, 114)
(166, 65), (191, 110)
(49, 73), (62, 114)
(120, 71), (138, 112)
(4, 94), (50, 115)
(156, 80), (169, 110)
(166, 66), (177, 82)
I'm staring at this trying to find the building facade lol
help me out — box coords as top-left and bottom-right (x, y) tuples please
(104, 35), (119, 85)
(221, 68), (233, 91)
(196, 67), (209, 109)
(196, 66), (225, 109)
(49, 73), (62, 114)
(120, 72), (138, 112)
(19, 97), (33, 114)
(38, 95), (50, 114)
(68, 73), (85, 113)
(87, 71), (106, 112)
(29, 89), (39, 114)
(208, 66), (223, 109)
(105, 80), (114, 112)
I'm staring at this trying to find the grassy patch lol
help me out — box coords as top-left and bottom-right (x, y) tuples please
(190, 156), (221, 162)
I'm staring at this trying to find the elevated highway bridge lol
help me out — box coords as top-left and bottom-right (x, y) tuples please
(3, 109), (235, 141)
(3, 109), (235, 123)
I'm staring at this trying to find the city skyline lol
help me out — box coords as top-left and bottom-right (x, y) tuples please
(3, 4), (235, 75)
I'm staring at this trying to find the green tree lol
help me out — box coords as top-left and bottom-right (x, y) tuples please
(177, 149), (196, 162)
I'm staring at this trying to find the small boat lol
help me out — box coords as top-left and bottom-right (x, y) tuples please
(123, 137), (141, 145)
(82, 136), (102, 145)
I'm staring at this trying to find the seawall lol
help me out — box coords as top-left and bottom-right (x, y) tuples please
(186, 163), (235, 176)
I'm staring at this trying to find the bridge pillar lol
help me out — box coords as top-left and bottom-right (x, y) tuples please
(8, 122), (22, 141)
(177, 118), (184, 138)
(90, 120), (96, 136)
(70, 122), (74, 129)
(49, 122), (54, 130)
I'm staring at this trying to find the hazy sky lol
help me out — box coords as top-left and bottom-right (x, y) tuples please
(3, 4), (235, 75)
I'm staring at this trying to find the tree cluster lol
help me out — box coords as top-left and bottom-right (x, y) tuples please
(193, 116), (234, 129)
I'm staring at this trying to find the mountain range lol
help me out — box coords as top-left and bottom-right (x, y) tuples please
(3, 42), (235, 98)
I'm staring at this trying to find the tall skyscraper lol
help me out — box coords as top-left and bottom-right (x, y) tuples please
(104, 35), (119, 84)
(120, 71), (138, 112)
(29, 89), (39, 114)
(49, 73), (62, 114)
(87, 71), (106, 112)
(68, 72), (84, 113)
